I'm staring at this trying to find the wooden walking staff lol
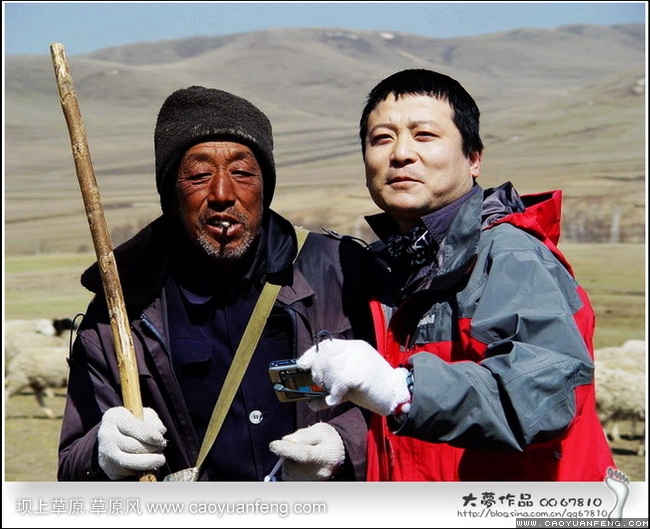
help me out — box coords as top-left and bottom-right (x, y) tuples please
(50, 42), (156, 482)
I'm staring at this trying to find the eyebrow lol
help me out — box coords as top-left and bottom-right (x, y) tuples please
(368, 119), (441, 134)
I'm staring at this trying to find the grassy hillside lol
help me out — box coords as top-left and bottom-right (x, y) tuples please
(4, 25), (646, 256)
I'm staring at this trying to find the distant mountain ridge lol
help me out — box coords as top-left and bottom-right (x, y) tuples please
(6, 24), (644, 114)
(4, 24), (646, 254)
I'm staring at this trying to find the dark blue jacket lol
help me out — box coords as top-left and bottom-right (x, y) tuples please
(58, 210), (374, 481)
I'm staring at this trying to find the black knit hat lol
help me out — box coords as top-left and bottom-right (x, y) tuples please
(154, 86), (276, 212)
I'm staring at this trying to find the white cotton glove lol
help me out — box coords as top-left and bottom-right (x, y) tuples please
(268, 422), (345, 481)
(297, 339), (411, 416)
(97, 406), (167, 480)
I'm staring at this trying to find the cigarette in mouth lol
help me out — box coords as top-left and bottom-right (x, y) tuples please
(218, 221), (231, 236)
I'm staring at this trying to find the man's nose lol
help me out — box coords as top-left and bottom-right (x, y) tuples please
(391, 134), (416, 164)
(208, 172), (236, 204)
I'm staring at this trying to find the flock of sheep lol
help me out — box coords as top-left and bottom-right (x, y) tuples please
(4, 317), (647, 457)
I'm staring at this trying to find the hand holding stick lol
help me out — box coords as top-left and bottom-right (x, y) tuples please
(50, 42), (156, 482)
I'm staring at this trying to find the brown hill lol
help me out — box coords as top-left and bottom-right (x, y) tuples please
(4, 24), (645, 255)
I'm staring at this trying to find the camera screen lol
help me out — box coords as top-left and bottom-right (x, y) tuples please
(280, 369), (323, 394)
(269, 360), (328, 401)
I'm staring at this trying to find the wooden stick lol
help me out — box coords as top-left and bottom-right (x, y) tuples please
(50, 42), (156, 482)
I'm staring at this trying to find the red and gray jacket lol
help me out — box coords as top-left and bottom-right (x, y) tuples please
(364, 182), (615, 481)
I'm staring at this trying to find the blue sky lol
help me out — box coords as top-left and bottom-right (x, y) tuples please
(3, 1), (647, 56)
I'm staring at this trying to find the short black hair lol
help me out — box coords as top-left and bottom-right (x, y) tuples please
(359, 69), (484, 158)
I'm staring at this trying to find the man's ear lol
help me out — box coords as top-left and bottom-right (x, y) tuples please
(469, 150), (482, 179)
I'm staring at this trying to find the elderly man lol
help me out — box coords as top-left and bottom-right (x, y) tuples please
(58, 86), (373, 481)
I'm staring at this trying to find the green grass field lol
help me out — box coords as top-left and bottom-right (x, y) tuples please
(4, 243), (646, 349)
(4, 252), (95, 323)
(559, 243), (646, 348)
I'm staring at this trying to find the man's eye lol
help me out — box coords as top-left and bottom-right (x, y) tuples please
(186, 172), (211, 181)
(370, 134), (392, 145)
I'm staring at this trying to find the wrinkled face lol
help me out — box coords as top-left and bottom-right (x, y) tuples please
(363, 94), (482, 232)
(174, 141), (264, 261)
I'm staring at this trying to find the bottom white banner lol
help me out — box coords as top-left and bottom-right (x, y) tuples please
(3, 479), (649, 528)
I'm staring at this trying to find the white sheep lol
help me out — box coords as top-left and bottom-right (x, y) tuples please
(4, 318), (57, 361)
(4, 318), (57, 335)
(4, 317), (76, 366)
(4, 317), (77, 418)
(620, 339), (646, 355)
(5, 345), (71, 419)
(594, 340), (646, 456)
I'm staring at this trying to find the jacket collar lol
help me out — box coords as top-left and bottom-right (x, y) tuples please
(364, 181), (531, 296)
(81, 210), (302, 318)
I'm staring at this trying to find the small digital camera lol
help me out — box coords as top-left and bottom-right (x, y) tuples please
(268, 359), (328, 402)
